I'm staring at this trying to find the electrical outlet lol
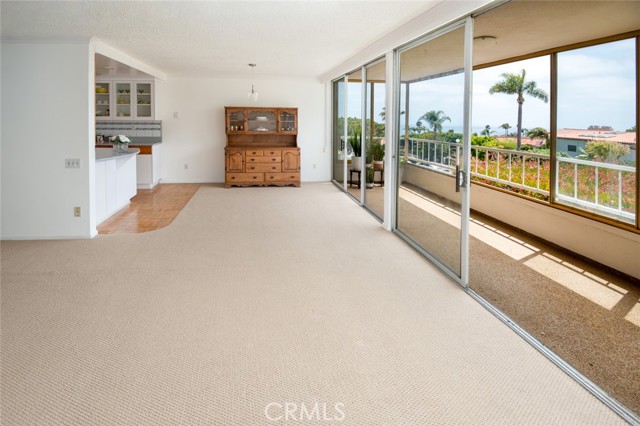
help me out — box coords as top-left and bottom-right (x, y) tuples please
(74, 207), (81, 217)
(65, 159), (81, 168)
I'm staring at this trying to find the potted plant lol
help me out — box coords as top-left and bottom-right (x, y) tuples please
(370, 139), (385, 171)
(366, 164), (374, 188)
(110, 134), (130, 154)
(348, 131), (362, 171)
(398, 155), (407, 183)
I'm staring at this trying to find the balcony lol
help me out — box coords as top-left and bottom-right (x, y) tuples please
(403, 137), (636, 224)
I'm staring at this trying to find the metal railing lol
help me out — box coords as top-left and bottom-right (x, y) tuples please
(556, 156), (635, 221)
(403, 137), (635, 222)
(470, 145), (550, 196)
(405, 137), (461, 171)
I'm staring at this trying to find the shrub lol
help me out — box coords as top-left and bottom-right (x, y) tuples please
(578, 139), (630, 163)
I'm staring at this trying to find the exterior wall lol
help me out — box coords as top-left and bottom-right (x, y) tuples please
(156, 77), (328, 183)
(557, 137), (636, 163)
(1, 41), (95, 239)
(403, 163), (640, 279)
(557, 137), (586, 157)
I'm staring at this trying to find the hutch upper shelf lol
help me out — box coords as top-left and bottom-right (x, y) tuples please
(226, 107), (298, 135)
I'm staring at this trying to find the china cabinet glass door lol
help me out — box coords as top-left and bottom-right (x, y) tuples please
(115, 82), (132, 118)
(95, 82), (111, 119)
(135, 83), (152, 119)
(279, 109), (297, 133)
(227, 109), (246, 132)
(247, 110), (277, 132)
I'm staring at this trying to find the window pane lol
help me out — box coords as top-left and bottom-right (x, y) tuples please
(556, 39), (637, 224)
(471, 56), (551, 200)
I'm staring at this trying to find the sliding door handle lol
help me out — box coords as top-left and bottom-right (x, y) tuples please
(455, 166), (466, 193)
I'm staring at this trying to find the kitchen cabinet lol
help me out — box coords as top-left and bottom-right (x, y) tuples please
(135, 144), (162, 189)
(96, 144), (162, 189)
(95, 149), (139, 224)
(224, 107), (300, 187)
(96, 80), (154, 120)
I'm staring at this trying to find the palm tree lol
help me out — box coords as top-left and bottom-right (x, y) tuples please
(481, 125), (495, 136)
(527, 127), (550, 148)
(420, 110), (451, 141)
(500, 122), (511, 136)
(489, 69), (548, 150)
(379, 107), (404, 121)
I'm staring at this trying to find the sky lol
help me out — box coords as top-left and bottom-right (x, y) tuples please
(345, 37), (635, 134)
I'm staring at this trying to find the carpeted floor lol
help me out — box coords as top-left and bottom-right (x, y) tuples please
(0, 183), (627, 425)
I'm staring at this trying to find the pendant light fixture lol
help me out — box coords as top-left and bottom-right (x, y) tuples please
(248, 63), (259, 102)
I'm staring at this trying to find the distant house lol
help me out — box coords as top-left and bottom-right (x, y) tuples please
(495, 136), (547, 148)
(557, 128), (637, 162)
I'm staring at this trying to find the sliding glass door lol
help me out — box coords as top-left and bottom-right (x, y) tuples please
(332, 77), (346, 187)
(364, 58), (386, 220)
(395, 20), (472, 285)
(346, 69), (364, 203)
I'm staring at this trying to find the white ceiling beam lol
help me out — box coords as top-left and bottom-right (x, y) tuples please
(92, 38), (167, 81)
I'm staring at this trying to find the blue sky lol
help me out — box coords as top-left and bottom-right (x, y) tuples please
(345, 38), (635, 134)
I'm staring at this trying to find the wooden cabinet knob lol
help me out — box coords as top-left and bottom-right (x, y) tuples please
(231, 176), (236, 180)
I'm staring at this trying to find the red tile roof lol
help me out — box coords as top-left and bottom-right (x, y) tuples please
(557, 128), (636, 146)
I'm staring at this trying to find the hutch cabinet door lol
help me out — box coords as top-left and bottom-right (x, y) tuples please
(247, 109), (277, 132)
(226, 108), (246, 133)
(278, 109), (297, 133)
(282, 149), (300, 172)
(226, 149), (245, 172)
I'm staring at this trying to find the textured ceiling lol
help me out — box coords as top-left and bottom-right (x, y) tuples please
(0, 0), (441, 79)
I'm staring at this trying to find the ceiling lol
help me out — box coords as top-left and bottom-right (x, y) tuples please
(395, 0), (640, 83)
(0, 0), (443, 80)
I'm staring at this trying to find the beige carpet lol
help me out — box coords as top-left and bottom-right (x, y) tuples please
(0, 183), (626, 425)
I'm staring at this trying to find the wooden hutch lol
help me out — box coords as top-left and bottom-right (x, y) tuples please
(224, 107), (300, 187)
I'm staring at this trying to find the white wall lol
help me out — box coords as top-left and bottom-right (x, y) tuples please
(1, 42), (94, 239)
(156, 77), (329, 183)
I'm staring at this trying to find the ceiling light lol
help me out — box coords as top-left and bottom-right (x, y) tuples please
(473, 35), (497, 47)
(248, 63), (258, 102)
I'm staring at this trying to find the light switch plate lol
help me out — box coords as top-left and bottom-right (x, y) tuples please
(65, 159), (81, 168)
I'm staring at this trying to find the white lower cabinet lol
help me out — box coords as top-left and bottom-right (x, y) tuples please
(136, 144), (162, 189)
(95, 151), (138, 225)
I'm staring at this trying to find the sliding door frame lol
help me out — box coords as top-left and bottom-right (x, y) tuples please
(392, 17), (474, 288)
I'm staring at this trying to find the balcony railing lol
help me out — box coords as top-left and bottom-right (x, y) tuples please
(556, 156), (635, 222)
(404, 137), (635, 223)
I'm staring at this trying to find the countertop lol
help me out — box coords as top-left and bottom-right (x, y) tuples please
(95, 148), (140, 162)
(96, 141), (162, 147)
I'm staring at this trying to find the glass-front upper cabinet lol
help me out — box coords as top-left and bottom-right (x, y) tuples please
(96, 80), (154, 120)
(247, 110), (277, 132)
(95, 82), (111, 118)
(135, 82), (153, 119)
(278, 109), (297, 133)
(115, 82), (132, 118)
(226, 108), (246, 132)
